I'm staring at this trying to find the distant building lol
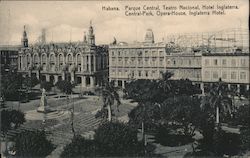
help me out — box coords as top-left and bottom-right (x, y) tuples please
(0, 45), (21, 74)
(18, 22), (108, 88)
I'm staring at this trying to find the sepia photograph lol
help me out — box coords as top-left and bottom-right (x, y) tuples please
(0, 0), (249, 157)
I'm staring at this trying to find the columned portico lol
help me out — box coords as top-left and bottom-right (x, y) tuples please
(62, 72), (65, 80)
(45, 74), (50, 82)
(81, 76), (86, 87)
(93, 55), (96, 72)
(247, 85), (249, 91)
(88, 55), (91, 72)
(201, 82), (205, 95)
(71, 72), (75, 83)
(90, 76), (95, 87)
(54, 75), (58, 84)
(36, 71), (40, 79)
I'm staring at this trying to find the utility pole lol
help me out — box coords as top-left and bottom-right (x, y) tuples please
(70, 93), (76, 137)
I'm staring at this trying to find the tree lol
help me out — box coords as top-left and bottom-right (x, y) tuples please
(1, 110), (26, 157)
(160, 96), (202, 137)
(96, 80), (121, 122)
(13, 130), (54, 158)
(1, 109), (26, 135)
(207, 79), (233, 125)
(128, 101), (161, 131)
(23, 75), (40, 89)
(237, 104), (250, 151)
(61, 135), (96, 158)
(1, 70), (23, 101)
(125, 72), (201, 104)
(40, 81), (53, 92)
(94, 122), (143, 156)
(55, 80), (74, 94)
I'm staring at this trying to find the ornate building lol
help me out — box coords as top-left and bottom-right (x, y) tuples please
(18, 22), (108, 88)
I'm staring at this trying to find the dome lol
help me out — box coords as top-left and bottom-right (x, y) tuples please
(144, 29), (154, 44)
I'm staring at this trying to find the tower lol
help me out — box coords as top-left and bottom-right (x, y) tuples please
(144, 29), (154, 44)
(41, 28), (46, 44)
(83, 31), (87, 43)
(21, 25), (28, 47)
(88, 21), (95, 45)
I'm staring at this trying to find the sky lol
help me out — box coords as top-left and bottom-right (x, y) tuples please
(0, 0), (248, 45)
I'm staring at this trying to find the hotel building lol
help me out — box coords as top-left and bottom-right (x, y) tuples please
(109, 29), (249, 94)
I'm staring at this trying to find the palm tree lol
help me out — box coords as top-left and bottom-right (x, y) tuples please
(208, 78), (233, 126)
(98, 80), (121, 122)
(158, 71), (173, 93)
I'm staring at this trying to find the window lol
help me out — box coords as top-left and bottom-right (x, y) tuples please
(231, 72), (237, 79)
(241, 59), (246, 66)
(145, 71), (148, 77)
(167, 59), (171, 65)
(131, 71), (134, 77)
(231, 59), (236, 67)
(222, 71), (227, 79)
(204, 71), (210, 78)
(212, 71), (218, 79)
(214, 59), (218, 66)
(138, 71), (141, 77)
(222, 59), (227, 66)
(205, 59), (209, 66)
(125, 58), (128, 64)
(173, 60), (176, 65)
(240, 72), (246, 80)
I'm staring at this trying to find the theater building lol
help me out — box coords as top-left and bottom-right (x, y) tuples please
(18, 23), (108, 88)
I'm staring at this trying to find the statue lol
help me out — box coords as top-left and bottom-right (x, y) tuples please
(37, 88), (48, 113)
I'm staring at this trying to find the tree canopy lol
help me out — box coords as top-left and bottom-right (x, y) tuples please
(61, 122), (144, 157)
(13, 130), (54, 158)
(124, 72), (201, 104)
(1, 109), (26, 135)
(40, 81), (53, 92)
(55, 80), (74, 94)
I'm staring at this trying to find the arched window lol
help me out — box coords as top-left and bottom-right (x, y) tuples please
(41, 54), (46, 64)
(34, 54), (39, 64)
(76, 54), (81, 64)
(59, 54), (64, 63)
(68, 54), (73, 63)
(50, 54), (55, 63)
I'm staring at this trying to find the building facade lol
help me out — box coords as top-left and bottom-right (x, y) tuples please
(109, 29), (202, 88)
(109, 29), (249, 94)
(202, 53), (249, 93)
(18, 23), (108, 88)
